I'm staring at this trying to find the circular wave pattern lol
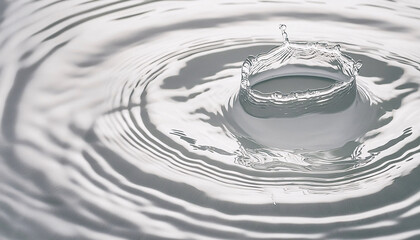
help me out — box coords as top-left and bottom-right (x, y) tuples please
(0, 1), (420, 240)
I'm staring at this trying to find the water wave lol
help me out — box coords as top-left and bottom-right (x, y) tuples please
(0, 0), (420, 239)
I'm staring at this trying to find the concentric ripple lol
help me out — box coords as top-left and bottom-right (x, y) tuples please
(1, 0), (420, 239)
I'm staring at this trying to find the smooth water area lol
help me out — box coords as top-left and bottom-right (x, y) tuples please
(0, 1), (420, 240)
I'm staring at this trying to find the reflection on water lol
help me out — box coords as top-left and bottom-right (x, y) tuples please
(0, 0), (420, 239)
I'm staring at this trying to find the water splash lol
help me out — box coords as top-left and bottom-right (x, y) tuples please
(239, 24), (362, 118)
(228, 24), (381, 170)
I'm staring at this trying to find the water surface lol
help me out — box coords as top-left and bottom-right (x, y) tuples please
(0, 0), (420, 239)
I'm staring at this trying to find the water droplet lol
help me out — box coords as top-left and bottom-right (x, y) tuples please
(355, 60), (363, 72)
(278, 24), (289, 42)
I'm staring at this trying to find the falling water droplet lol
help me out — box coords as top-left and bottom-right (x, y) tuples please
(279, 24), (289, 42)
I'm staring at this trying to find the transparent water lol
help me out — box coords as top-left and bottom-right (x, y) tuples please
(253, 76), (336, 94)
(0, 1), (419, 239)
